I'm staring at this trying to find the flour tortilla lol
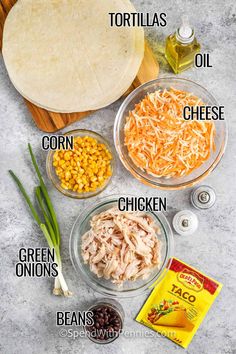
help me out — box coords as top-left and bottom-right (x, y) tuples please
(3, 0), (144, 112)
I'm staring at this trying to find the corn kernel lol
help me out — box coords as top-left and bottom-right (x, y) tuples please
(64, 151), (71, 161)
(59, 159), (65, 166)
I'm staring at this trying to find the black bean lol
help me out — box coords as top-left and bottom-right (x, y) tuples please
(99, 319), (104, 326)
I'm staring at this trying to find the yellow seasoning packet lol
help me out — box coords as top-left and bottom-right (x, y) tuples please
(136, 258), (222, 349)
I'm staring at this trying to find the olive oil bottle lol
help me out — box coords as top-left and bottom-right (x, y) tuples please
(165, 15), (201, 74)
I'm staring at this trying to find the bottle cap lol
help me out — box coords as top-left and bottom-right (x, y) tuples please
(173, 210), (198, 236)
(176, 15), (194, 44)
(191, 186), (216, 210)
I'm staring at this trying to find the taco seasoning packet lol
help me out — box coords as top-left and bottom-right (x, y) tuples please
(136, 258), (223, 349)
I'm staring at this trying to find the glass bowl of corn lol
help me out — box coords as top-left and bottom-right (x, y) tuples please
(46, 129), (114, 199)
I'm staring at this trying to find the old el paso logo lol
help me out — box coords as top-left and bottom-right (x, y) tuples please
(177, 269), (204, 292)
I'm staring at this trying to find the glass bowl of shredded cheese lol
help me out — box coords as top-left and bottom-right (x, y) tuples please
(47, 129), (114, 198)
(114, 77), (227, 190)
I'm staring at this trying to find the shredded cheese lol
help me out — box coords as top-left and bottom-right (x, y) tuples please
(124, 88), (216, 178)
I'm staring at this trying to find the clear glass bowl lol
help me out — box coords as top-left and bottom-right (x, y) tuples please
(69, 196), (174, 298)
(46, 129), (114, 199)
(84, 299), (124, 344)
(114, 77), (228, 190)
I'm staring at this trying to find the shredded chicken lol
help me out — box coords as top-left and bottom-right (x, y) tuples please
(81, 207), (161, 285)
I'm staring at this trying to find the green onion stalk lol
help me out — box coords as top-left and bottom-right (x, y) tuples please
(9, 144), (72, 297)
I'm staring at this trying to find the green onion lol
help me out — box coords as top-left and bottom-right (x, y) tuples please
(9, 144), (72, 297)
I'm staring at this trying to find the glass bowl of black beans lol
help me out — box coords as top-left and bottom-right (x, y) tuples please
(85, 299), (124, 344)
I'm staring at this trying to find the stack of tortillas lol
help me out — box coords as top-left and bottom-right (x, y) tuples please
(2, 0), (144, 113)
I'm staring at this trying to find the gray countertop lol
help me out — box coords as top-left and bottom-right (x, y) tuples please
(0, 0), (235, 353)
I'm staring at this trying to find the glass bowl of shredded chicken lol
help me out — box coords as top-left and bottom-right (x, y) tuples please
(114, 77), (227, 190)
(70, 196), (173, 297)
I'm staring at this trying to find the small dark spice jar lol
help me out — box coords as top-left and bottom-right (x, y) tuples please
(85, 299), (124, 344)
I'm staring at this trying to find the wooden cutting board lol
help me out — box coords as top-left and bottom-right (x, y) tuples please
(0, 0), (159, 132)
